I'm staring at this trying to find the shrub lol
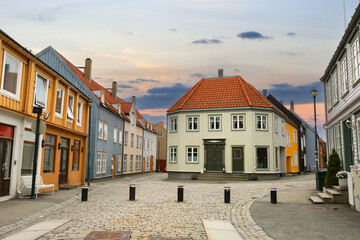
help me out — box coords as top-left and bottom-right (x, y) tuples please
(325, 148), (341, 187)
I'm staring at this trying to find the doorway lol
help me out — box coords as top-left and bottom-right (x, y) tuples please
(112, 155), (116, 177)
(206, 144), (224, 171)
(232, 147), (244, 172)
(59, 137), (69, 185)
(0, 139), (12, 196)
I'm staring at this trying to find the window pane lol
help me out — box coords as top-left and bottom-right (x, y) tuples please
(3, 53), (21, 95)
(77, 102), (82, 124)
(21, 143), (34, 175)
(72, 140), (80, 171)
(56, 88), (63, 114)
(257, 148), (268, 168)
(43, 135), (55, 173)
(35, 75), (47, 106)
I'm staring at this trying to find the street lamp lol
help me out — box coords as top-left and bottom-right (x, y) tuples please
(311, 88), (320, 190)
(345, 118), (354, 168)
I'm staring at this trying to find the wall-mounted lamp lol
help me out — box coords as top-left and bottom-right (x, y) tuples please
(81, 146), (84, 152)
(345, 119), (354, 129)
(71, 145), (75, 151)
(41, 139), (45, 148)
(43, 113), (50, 120)
(58, 142), (61, 150)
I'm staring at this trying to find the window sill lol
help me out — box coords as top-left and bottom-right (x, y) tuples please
(187, 130), (199, 132)
(256, 129), (268, 131)
(169, 161), (177, 164)
(186, 162), (199, 164)
(231, 128), (245, 131)
(353, 78), (360, 88)
(67, 119), (74, 123)
(55, 113), (63, 119)
(0, 90), (20, 102)
(209, 129), (221, 131)
(341, 90), (350, 99)
(169, 131), (178, 133)
(76, 123), (82, 127)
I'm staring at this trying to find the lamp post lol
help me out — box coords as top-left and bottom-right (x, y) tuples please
(311, 88), (319, 190)
(345, 119), (354, 169)
(31, 106), (42, 199)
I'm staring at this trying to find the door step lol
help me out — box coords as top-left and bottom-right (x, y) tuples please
(309, 196), (324, 204)
(317, 192), (332, 203)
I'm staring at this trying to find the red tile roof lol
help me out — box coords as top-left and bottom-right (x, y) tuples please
(168, 76), (282, 115)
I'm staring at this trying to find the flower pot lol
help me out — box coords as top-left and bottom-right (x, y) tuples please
(339, 178), (348, 190)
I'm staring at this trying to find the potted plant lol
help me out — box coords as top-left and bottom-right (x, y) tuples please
(325, 149), (341, 187)
(336, 171), (348, 189)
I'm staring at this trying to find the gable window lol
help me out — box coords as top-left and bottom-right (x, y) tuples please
(256, 115), (267, 130)
(131, 133), (134, 147)
(340, 56), (349, 94)
(187, 147), (198, 163)
(0, 51), (23, 100)
(170, 117), (177, 132)
(157, 132), (163, 137)
(124, 131), (128, 146)
(187, 116), (198, 131)
(274, 116), (278, 133)
(98, 120), (103, 139)
(34, 73), (48, 108)
(170, 147), (177, 163)
(232, 115), (244, 130)
(352, 37), (360, 83)
(113, 127), (118, 143)
(67, 95), (75, 122)
(76, 101), (83, 126)
(131, 112), (135, 125)
(55, 87), (65, 118)
(330, 72), (338, 105)
(256, 147), (268, 169)
(209, 116), (221, 130)
(103, 122), (108, 141)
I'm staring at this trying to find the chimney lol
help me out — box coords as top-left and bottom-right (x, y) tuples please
(159, 121), (164, 127)
(280, 100), (284, 105)
(111, 81), (117, 99)
(218, 69), (224, 78)
(84, 58), (92, 81)
(132, 96), (136, 107)
(290, 100), (294, 111)
(262, 89), (267, 97)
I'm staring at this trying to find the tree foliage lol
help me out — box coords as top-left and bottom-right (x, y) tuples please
(325, 148), (341, 187)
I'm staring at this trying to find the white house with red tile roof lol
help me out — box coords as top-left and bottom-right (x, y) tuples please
(167, 72), (287, 180)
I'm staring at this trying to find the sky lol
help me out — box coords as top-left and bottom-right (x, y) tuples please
(1, 0), (359, 139)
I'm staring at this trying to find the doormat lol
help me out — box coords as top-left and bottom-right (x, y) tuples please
(150, 237), (191, 240)
(84, 231), (131, 240)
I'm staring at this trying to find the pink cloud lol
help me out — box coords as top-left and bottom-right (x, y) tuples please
(285, 103), (325, 126)
(139, 109), (168, 117)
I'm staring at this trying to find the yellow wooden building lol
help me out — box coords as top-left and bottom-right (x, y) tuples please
(0, 30), (91, 200)
(285, 120), (299, 173)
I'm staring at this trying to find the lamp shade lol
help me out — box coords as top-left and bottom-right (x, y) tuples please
(311, 88), (317, 98)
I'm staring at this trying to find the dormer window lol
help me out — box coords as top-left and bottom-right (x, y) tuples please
(100, 92), (105, 104)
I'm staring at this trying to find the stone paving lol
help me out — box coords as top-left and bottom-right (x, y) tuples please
(0, 173), (315, 240)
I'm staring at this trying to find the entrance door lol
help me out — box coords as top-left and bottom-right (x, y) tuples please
(342, 122), (353, 172)
(206, 144), (223, 171)
(232, 147), (244, 172)
(112, 155), (116, 177)
(0, 139), (12, 196)
(59, 138), (69, 185)
(286, 156), (291, 172)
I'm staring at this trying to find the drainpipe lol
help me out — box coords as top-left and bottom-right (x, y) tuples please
(121, 120), (125, 175)
(87, 102), (93, 186)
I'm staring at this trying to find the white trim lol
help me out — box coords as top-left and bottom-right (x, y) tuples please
(209, 115), (221, 131)
(67, 94), (75, 122)
(76, 101), (83, 127)
(33, 73), (49, 111)
(55, 87), (65, 119)
(0, 51), (23, 101)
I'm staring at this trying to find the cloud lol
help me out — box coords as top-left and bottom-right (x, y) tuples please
(169, 28), (178, 32)
(126, 83), (191, 110)
(237, 31), (272, 40)
(287, 32), (296, 37)
(191, 38), (222, 44)
(279, 51), (300, 56)
(128, 78), (160, 84)
(190, 73), (207, 79)
(139, 109), (168, 117)
(234, 69), (240, 72)
(140, 114), (166, 126)
(267, 81), (324, 105)
(118, 84), (133, 89)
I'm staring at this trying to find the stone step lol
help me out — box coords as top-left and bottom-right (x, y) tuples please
(324, 187), (342, 196)
(309, 196), (324, 204)
(333, 185), (348, 191)
(317, 192), (332, 199)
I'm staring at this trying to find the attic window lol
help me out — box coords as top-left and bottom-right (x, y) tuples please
(100, 93), (105, 104)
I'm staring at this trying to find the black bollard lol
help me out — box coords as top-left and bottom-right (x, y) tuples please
(224, 187), (230, 203)
(129, 184), (136, 201)
(270, 188), (277, 204)
(178, 185), (183, 202)
(82, 185), (88, 201)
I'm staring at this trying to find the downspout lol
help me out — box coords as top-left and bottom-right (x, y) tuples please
(121, 120), (125, 175)
(87, 102), (93, 186)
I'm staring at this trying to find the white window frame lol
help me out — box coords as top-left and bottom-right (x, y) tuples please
(232, 115), (245, 130)
(209, 115), (221, 131)
(33, 73), (49, 109)
(281, 120), (285, 136)
(119, 129), (123, 144)
(170, 117), (177, 132)
(55, 87), (65, 119)
(294, 152), (298, 167)
(286, 131), (290, 147)
(187, 116), (199, 131)
(113, 127), (118, 143)
(352, 37), (360, 84)
(187, 147), (199, 163)
(118, 153), (122, 172)
(67, 94), (75, 122)
(131, 133), (134, 147)
(326, 79), (332, 111)
(96, 152), (102, 174)
(293, 129), (297, 143)
(101, 152), (107, 174)
(0, 50), (23, 101)
(139, 137), (142, 149)
(76, 101), (83, 127)
(136, 135), (140, 148)
(130, 155), (133, 171)
(98, 120), (104, 140)
(274, 116), (278, 133)
(157, 132), (163, 137)
(340, 55), (349, 95)
(123, 154), (127, 172)
(256, 146), (269, 169)
(124, 131), (128, 146)
(170, 147), (177, 163)
(256, 115), (267, 131)
(103, 122), (108, 141)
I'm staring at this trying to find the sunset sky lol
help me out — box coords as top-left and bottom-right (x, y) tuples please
(2, 0), (359, 139)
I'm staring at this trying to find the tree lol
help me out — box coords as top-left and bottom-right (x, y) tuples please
(325, 148), (341, 187)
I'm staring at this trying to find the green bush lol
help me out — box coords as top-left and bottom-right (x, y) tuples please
(325, 148), (341, 187)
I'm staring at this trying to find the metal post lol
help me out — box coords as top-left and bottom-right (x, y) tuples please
(270, 188), (277, 204)
(129, 184), (136, 201)
(31, 110), (41, 199)
(87, 102), (92, 186)
(224, 187), (230, 203)
(178, 185), (183, 202)
(313, 94), (319, 191)
(82, 185), (88, 201)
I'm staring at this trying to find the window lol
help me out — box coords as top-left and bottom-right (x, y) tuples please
(43, 134), (56, 173)
(209, 116), (221, 130)
(293, 129), (297, 143)
(281, 120), (285, 136)
(34, 74), (48, 108)
(119, 129), (123, 144)
(67, 95), (75, 121)
(256, 115), (267, 130)
(232, 115), (244, 130)
(139, 137), (142, 149)
(335, 124), (342, 158)
(0, 51), (23, 99)
(294, 152), (298, 167)
(103, 122), (108, 141)
(76, 101), (83, 126)
(274, 117), (278, 133)
(157, 132), (163, 137)
(147, 138), (150, 149)
(170, 147), (177, 163)
(187, 116), (198, 131)
(286, 131), (290, 147)
(340, 56), (349, 94)
(187, 147), (198, 163)
(151, 140), (153, 151)
(330, 72), (338, 105)
(170, 117), (177, 132)
(96, 152), (102, 174)
(357, 119), (360, 158)
(352, 37), (360, 83)
(136, 135), (140, 148)
(98, 120), (104, 139)
(131, 133), (134, 147)
(113, 127), (118, 143)
(326, 80), (332, 111)
(275, 147), (279, 170)
(55, 87), (65, 118)
(101, 152), (107, 174)
(256, 147), (268, 169)
(118, 153), (122, 172)
(131, 112), (135, 125)
(130, 155), (133, 171)
(124, 131), (128, 146)
(72, 140), (80, 171)
(123, 154), (127, 172)
(21, 130), (35, 175)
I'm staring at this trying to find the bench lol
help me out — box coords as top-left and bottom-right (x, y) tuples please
(18, 176), (55, 198)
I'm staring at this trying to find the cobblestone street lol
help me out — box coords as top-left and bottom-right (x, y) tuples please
(1, 173), (315, 240)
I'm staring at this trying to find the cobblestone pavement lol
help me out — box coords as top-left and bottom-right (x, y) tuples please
(0, 173), (315, 240)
